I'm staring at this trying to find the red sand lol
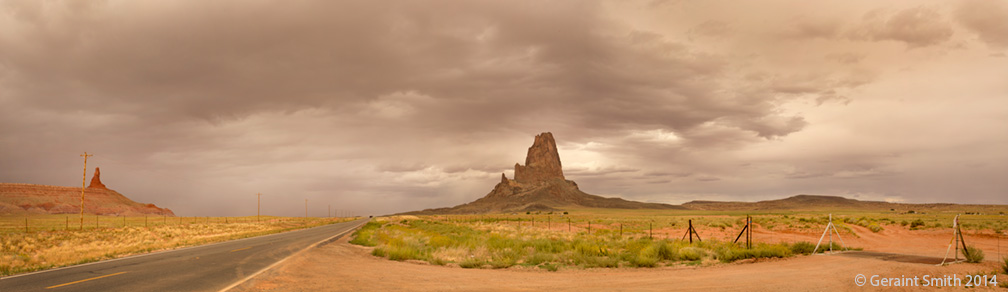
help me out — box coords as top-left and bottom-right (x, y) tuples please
(233, 225), (1006, 291)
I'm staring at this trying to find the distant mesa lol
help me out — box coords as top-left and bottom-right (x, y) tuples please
(400, 133), (1004, 215)
(407, 132), (682, 214)
(0, 167), (175, 216)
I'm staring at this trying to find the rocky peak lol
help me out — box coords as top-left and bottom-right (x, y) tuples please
(514, 132), (565, 184)
(87, 167), (107, 189)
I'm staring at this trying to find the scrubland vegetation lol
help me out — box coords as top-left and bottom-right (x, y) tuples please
(351, 217), (839, 271)
(0, 215), (355, 276)
(351, 210), (1008, 271)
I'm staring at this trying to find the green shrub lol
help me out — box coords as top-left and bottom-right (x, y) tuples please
(489, 256), (516, 269)
(751, 245), (790, 259)
(717, 244), (790, 262)
(679, 247), (706, 261)
(630, 249), (658, 267)
(900, 220), (908, 226)
(965, 246), (984, 263)
(717, 247), (749, 262)
(910, 219), (926, 229)
(539, 263), (558, 271)
(349, 221), (381, 246)
(654, 241), (677, 260)
(814, 241), (845, 253)
(459, 257), (484, 268)
(576, 255), (619, 268)
(630, 243), (665, 267)
(575, 241), (608, 257)
(1000, 257), (1007, 274)
(524, 252), (553, 266)
(789, 241), (816, 255)
(867, 223), (883, 233)
(428, 235), (453, 248)
(384, 245), (423, 261)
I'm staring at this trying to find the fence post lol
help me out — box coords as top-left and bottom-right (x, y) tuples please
(620, 223), (623, 238)
(25, 217), (28, 233)
(689, 220), (693, 243)
(649, 222), (653, 239)
(747, 216), (752, 249)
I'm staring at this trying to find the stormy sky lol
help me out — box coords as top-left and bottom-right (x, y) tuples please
(1, 0), (1006, 216)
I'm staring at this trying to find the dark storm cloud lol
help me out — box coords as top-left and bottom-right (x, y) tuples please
(955, 0), (1008, 49)
(1, 0), (1006, 215)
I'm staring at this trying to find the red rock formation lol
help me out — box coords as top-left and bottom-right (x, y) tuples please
(405, 132), (681, 214)
(88, 167), (107, 189)
(1, 168), (175, 216)
(513, 132), (565, 184)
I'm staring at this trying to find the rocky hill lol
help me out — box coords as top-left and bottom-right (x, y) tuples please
(0, 167), (175, 216)
(407, 132), (683, 214)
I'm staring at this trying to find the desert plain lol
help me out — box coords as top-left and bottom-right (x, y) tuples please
(232, 207), (1008, 291)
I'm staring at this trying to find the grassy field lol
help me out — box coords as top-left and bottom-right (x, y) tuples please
(0, 214), (358, 276)
(351, 209), (1008, 271)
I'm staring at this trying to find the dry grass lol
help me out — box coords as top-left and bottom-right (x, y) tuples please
(353, 209), (1006, 271)
(353, 217), (808, 271)
(0, 215), (357, 276)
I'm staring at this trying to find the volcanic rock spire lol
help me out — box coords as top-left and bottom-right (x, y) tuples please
(87, 167), (107, 189)
(402, 131), (681, 214)
(513, 132), (565, 184)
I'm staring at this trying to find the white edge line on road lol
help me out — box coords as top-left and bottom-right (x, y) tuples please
(218, 220), (368, 292)
(0, 219), (365, 281)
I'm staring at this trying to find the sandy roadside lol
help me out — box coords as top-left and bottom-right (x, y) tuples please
(231, 234), (1004, 291)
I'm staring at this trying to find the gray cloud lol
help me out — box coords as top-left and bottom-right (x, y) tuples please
(956, 0), (1008, 49)
(1, 0), (1005, 216)
(849, 7), (954, 48)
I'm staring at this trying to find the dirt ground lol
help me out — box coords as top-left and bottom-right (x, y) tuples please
(232, 226), (1007, 291)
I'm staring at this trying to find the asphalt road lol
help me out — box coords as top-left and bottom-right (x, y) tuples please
(0, 218), (367, 292)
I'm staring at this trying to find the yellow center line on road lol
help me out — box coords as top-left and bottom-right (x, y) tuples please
(230, 247), (252, 252)
(46, 271), (128, 289)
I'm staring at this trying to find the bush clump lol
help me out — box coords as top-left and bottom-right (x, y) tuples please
(964, 246), (984, 263)
(357, 218), (821, 270)
(909, 219), (926, 229)
(679, 247), (706, 261)
(867, 223), (883, 233)
(349, 221), (382, 246)
(1001, 257), (1008, 274)
(459, 258), (483, 269)
(629, 248), (659, 267)
(789, 241), (816, 255)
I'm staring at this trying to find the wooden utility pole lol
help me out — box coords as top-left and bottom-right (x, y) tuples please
(79, 152), (93, 230)
(257, 193), (261, 223)
(305, 199), (308, 219)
